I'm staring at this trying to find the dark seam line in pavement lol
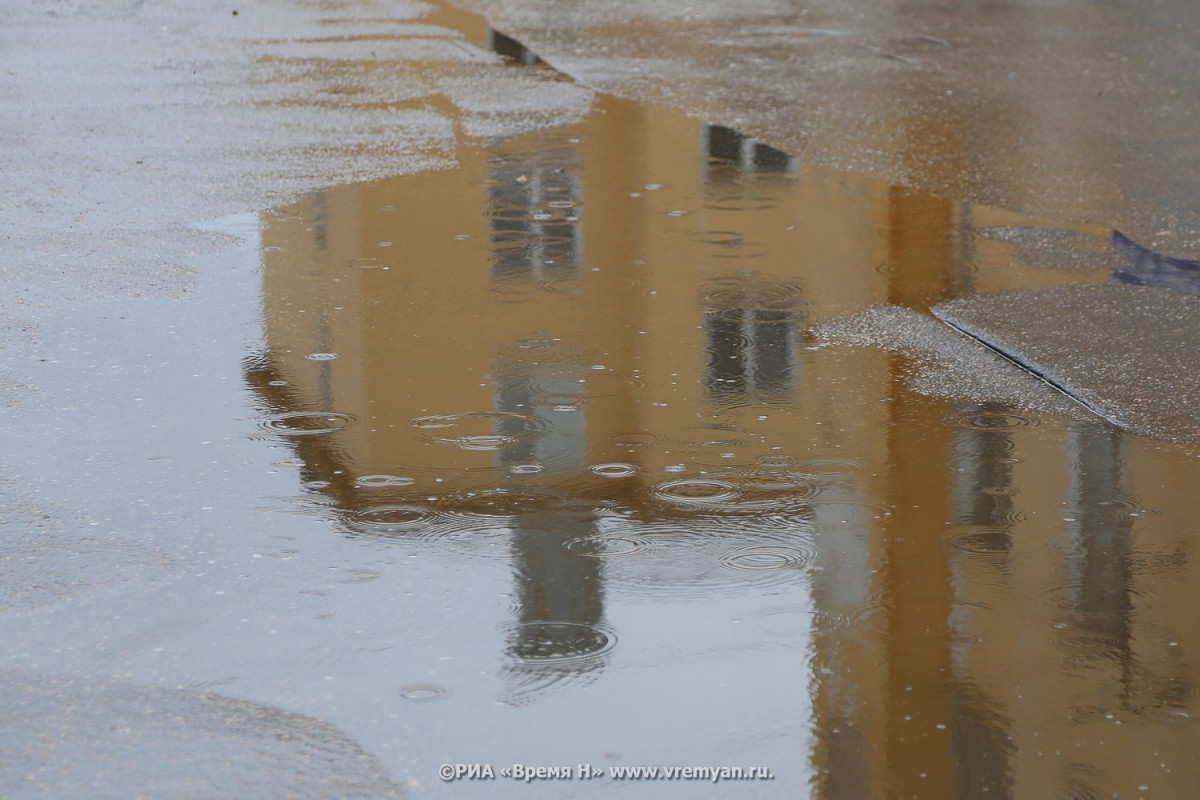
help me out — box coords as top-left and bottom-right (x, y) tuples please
(937, 317), (1111, 423)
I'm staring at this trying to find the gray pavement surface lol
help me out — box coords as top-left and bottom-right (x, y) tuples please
(450, 0), (1200, 249)
(1, 0), (590, 315)
(935, 283), (1200, 446)
(814, 304), (1090, 421)
(1, 671), (404, 799)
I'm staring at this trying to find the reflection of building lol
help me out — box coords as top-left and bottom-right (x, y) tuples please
(246, 86), (1200, 790)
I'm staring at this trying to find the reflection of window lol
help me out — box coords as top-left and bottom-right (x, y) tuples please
(701, 124), (795, 182)
(488, 29), (542, 65)
(487, 143), (583, 285)
(702, 277), (800, 405)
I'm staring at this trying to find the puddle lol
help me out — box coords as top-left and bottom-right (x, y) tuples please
(241, 78), (1200, 795)
(6, 3), (1197, 796)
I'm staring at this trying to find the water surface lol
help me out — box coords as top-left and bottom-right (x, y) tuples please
(3, 5), (1197, 795)
(244, 80), (1200, 796)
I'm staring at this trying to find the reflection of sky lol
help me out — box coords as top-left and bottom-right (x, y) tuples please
(0, 211), (818, 791)
(1112, 229), (1200, 296)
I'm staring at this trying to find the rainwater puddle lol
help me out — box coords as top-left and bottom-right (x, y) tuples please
(238, 37), (1200, 800)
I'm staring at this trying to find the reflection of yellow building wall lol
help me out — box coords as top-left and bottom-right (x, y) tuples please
(959, 427), (1200, 798)
(258, 94), (910, 488)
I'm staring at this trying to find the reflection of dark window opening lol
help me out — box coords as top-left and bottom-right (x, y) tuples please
(488, 144), (583, 285)
(706, 125), (745, 163)
(753, 142), (791, 173)
(488, 29), (542, 65)
(706, 313), (748, 398)
(702, 283), (800, 404)
(702, 124), (795, 180)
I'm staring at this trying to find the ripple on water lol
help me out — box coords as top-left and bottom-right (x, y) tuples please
(436, 512), (594, 562)
(504, 620), (617, 666)
(702, 278), (804, 324)
(412, 411), (550, 450)
(739, 468), (826, 494)
(538, 274), (643, 296)
(258, 493), (340, 517)
(440, 487), (565, 516)
(944, 409), (1040, 430)
(490, 233), (578, 261)
(704, 194), (779, 212)
(257, 411), (354, 436)
(501, 620), (616, 706)
(652, 477), (741, 506)
(563, 534), (660, 558)
(577, 511), (816, 599)
(342, 504), (440, 536)
(720, 542), (817, 572)
(272, 458), (305, 468)
(539, 394), (591, 411)
(354, 474), (416, 488)
(1133, 705), (1196, 727)
(1083, 497), (1159, 520)
(588, 463), (639, 479)
(399, 684), (448, 702)
(945, 528), (1014, 559)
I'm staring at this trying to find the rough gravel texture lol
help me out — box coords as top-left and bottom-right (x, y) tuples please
(935, 283), (1200, 445)
(1, 0), (591, 315)
(815, 304), (1090, 421)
